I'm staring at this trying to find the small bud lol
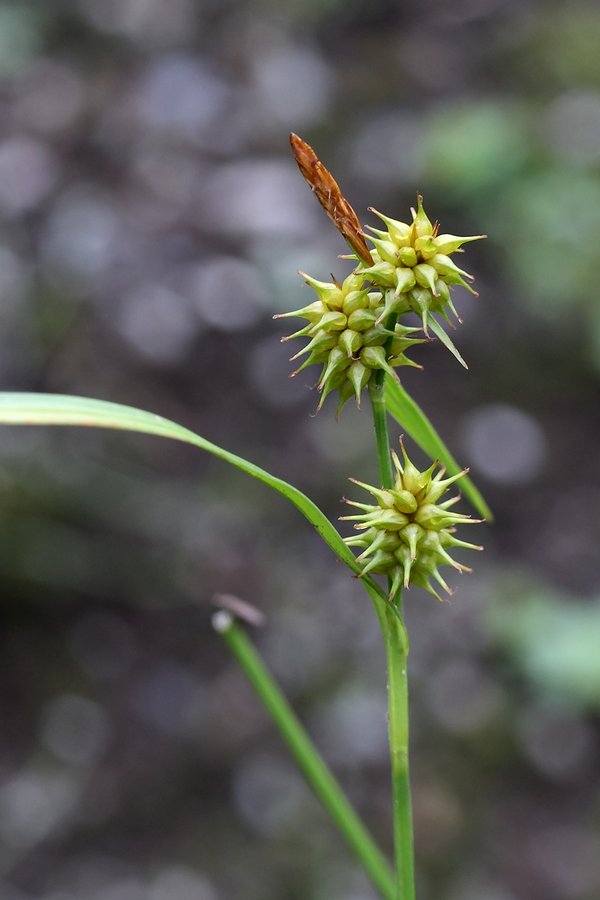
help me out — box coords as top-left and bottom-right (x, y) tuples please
(290, 349), (329, 377)
(413, 264), (440, 296)
(412, 194), (434, 238)
(358, 549), (397, 578)
(393, 440), (437, 494)
(342, 272), (368, 294)
(413, 235), (438, 260)
(388, 354), (422, 371)
(367, 509), (410, 530)
(414, 503), (473, 530)
(399, 523), (424, 560)
(347, 308), (379, 333)
(420, 531), (471, 572)
(318, 346), (351, 390)
(317, 367), (347, 411)
(290, 331), (338, 360)
(434, 279), (451, 305)
(339, 328), (363, 357)
(394, 544), (414, 589)
(361, 325), (390, 347)
(359, 260), (397, 288)
(389, 335), (426, 358)
(431, 233), (486, 255)
(348, 478), (396, 508)
(343, 288), (371, 316)
(422, 467), (468, 504)
(443, 269), (479, 295)
(347, 360), (370, 403)
(359, 346), (399, 381)
(388, 565), (406, 599)
(300, 273), (345, 309)
(280, 323), (312, 342)
(430, 253), (474, 282)
(376, 290), (411, 325)
(365, 225), (391, 240)
(356, 528), (399, 560)
(369, 208), (412, 245)
(336, 378), (356, 418)
(393, 267), (417, 297)
(442, 533), (484, 552)
(398, 246), (418, 267)
(274, 300), (328, 322)
(389, 489), (418, 514)
(368, 236), (400, 266)
(423, 559), (453, 596)
(407, 287), (434, 332)
(309, 310), (347, 334)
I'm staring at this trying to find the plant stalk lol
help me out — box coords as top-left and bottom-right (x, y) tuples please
(213, 610), (396, 900)
(369, 369), (416, 900)
(381, 599), (414, 900)
(369, 373), (395, 490)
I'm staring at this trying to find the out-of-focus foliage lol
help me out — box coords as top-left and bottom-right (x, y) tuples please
(424, 97), (600, 367)
(488, 580), (600, 710)
(0, 1), (599, 899)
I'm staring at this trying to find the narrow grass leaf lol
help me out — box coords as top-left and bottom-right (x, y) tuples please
(384, 377), (493, 520)
(0, 392), (389, 606)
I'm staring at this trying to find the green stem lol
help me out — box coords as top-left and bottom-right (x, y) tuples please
(369, 372), (394, 489)
(213, 611), (395, 900)
(381, 600), (414, 900)
(369, 366), (416, 900)
(369, 306), (399, 491)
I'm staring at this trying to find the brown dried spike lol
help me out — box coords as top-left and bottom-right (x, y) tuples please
(290, 133), (373, 266)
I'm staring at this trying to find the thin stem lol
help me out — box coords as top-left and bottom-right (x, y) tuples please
(369, 307), (399, 490)
(369, 372), (394, 489)
(368, 343), (416, 900)
(213, 611), (395, 900)
(382, 600), (414, 900)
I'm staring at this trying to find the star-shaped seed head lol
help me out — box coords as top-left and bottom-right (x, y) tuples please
(341, 440), (483, 600)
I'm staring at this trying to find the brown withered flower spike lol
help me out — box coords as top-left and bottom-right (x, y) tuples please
(290, 133), (373, 267)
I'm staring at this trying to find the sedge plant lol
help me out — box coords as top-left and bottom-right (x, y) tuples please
(0, 134), (491, 900)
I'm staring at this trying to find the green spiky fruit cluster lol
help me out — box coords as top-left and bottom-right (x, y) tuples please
(357, 196), (485, 335)
(342, 441), (482, 600)
(277, 197), (484, 411)
(275, 272), (424, 415)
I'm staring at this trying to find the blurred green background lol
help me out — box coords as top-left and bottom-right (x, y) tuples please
(0, 1), (599, 898)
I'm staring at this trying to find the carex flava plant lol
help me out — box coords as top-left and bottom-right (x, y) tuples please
(0, 133), (490, 900)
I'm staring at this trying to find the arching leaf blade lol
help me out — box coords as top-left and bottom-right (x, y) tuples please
(0, 392), (389, 606)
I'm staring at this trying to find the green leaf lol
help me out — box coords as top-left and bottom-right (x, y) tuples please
(384, 377), (493, 521)
(426, 313), (468, 369)
(0, 392), (389, 609)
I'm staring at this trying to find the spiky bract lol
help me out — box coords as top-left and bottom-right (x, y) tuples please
(342, 441), (483, 600)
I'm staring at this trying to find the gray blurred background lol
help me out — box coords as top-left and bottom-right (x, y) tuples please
(0, 1), (599, 898)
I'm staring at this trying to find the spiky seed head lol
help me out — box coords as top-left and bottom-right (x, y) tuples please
(287, 136), (486, 412)
(343, 440), (483, 599)
(351, 196), (485, 363)
(279, 271), (424, 413)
